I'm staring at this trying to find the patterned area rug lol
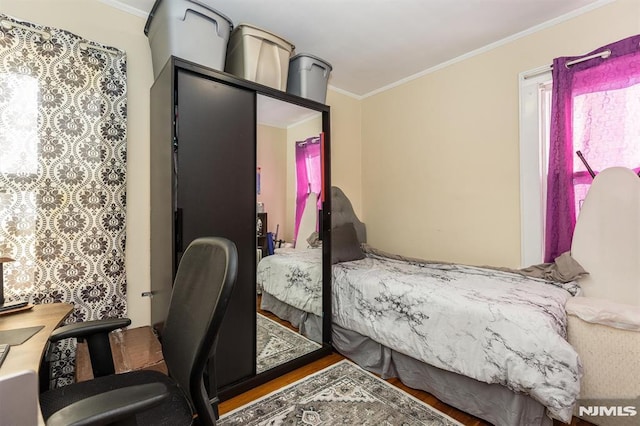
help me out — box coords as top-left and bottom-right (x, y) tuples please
(257, 313), (321, 374)
(220, 360), (463, 425)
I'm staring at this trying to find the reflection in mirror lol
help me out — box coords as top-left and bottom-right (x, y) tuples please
(255, 94), (323, 374)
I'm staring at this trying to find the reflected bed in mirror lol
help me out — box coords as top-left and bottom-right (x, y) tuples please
(255, 94), (324, 375)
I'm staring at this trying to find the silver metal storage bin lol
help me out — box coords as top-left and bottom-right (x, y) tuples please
(225, 24), (294, 91)
(144, 0), (233, 78)
(286, 53), (332, 103)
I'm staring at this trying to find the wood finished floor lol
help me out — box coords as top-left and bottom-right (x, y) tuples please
(237, 298), (594, 426)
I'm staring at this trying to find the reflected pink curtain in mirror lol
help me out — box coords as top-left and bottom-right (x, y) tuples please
(294, 136), (321, 244)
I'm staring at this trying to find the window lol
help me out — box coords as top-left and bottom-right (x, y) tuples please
(0, 15), (128, 389)
(519, 69), (552, 267)
(571, 82), (640, 209)
(294, 136), (322, 242)
(0, 74), (39, 175)
(520, 37), (640, 266)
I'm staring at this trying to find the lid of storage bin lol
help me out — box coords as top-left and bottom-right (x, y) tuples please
(232, 23), (295, 52)
(144, 0), (234, 36)
(290, 53), (332, 71)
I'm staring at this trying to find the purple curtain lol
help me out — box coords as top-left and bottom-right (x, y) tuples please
(294, 137), (321, 243)
(545, 34), (640, 262)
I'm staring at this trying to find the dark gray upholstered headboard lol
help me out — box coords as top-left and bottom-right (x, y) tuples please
(331, 186), (366, 244)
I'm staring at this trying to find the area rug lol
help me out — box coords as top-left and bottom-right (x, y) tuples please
(257, 313), (321, 374)
(219, 360), (463, 425)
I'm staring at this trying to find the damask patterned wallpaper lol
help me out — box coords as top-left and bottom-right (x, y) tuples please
(0, 14), (128, 326)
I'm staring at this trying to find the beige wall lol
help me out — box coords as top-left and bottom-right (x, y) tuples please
(257, 124), (287, 241)
(326, 89), (363, 217)
(361, 0), (640, 267)
(2, 0), (154, 327)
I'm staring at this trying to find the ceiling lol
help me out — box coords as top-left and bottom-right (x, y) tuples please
(257, 95), (320, 128)
(108, 0), (608, 97)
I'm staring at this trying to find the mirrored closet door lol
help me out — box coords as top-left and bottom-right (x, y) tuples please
(255, 95), (324, 375)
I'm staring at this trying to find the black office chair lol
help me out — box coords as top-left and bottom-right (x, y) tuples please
(39, 237), (238, 426)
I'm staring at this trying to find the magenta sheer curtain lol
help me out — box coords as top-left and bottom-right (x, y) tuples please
(545, 34), (640, 262)
(294, 137), (321, 243)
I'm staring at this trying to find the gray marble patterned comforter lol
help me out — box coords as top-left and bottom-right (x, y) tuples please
(257, 248), (323, 316)
(332, 253), (582, 423)
(258, 249), (582, 422)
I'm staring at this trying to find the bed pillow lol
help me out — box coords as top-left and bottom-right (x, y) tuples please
(306, 231), (322, 248)
(331, 223), (365, 264)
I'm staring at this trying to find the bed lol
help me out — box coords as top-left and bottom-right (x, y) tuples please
(256, 184), (616, 426)
(258, 247), (324, 342)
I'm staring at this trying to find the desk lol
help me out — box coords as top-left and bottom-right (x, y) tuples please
(0, 303), (73, 375)
(0, 303), (73, 424)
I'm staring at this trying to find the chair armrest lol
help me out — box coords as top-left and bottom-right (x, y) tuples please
(49, 318), (131, 342)
(566, 297), (640, 331)
(46, 382), (169, 426)
(50, 318), (131, 378)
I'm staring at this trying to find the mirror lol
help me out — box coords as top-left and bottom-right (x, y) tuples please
(255, 94), (324, 374)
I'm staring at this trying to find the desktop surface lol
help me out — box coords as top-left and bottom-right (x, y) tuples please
(0, 303), (72, 375)
(0, 303), (72, 425)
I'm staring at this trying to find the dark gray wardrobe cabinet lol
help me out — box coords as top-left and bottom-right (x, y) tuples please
(150, 59), (256, 392)
(149, 58), (332, 400)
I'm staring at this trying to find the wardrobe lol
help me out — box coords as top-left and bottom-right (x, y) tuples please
(149, 57), (332, 400)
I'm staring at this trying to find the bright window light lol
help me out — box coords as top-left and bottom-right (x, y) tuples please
(0, 73), (39, 175)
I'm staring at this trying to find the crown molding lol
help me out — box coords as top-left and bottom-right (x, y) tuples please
(359, 0), (615, 99)
(98, 0), (148, 18)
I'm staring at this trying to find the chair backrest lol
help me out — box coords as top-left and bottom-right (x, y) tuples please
(161, 237), (238, 425)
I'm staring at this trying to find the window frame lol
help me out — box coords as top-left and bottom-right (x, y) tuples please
(518, 68), (552, 267)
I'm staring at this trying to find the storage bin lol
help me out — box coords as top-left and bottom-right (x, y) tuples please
(225, 24), (294, 90)
(286, 53), (332, 103)
(144, 0), (233, 78)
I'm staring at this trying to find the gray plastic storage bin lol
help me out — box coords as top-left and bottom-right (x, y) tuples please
(144, 0), (233, 78)
(225, 24), (294, 91)
(287, 53), (332, 103)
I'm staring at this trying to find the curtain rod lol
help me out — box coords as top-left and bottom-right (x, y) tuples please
(1, 19), (50, 40)
(296, 137), (321, 146)
(522, 49), (612, 80)
(1, 19), (122, 55)
(79, 42), (122, 55)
